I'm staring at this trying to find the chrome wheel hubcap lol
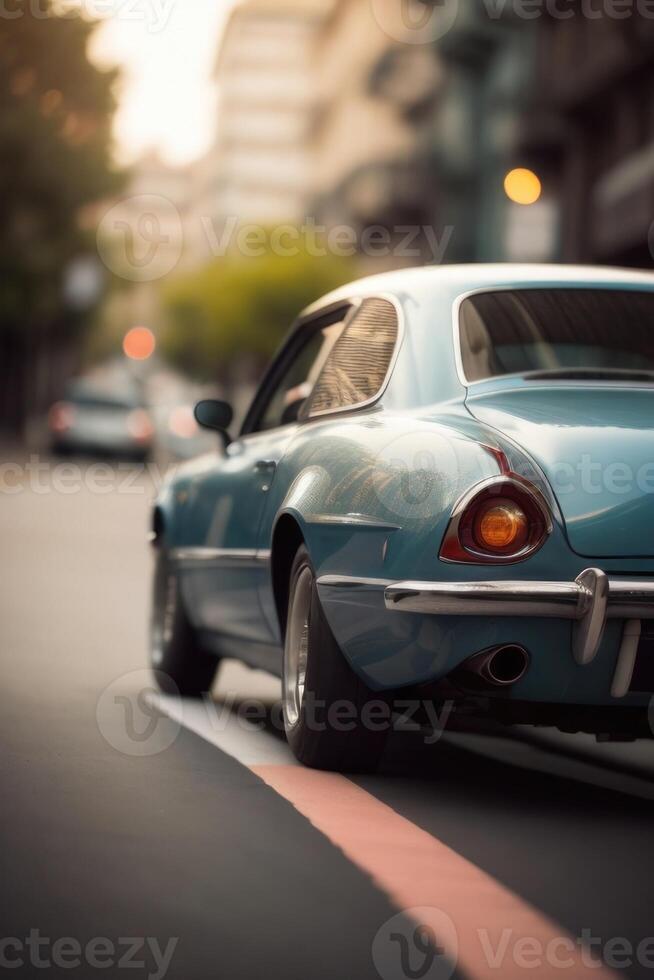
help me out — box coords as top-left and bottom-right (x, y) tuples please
(284, 566), (312, 728)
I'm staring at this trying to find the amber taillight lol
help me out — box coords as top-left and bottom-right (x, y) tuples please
(440, 477), (552, 564)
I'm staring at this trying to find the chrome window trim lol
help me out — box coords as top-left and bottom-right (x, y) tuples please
(452, 285), (500, 388)
(303, 291), (405, 420)
(239, 299), (357, 438)
(295, 296), (362, 328)
(236, 292), (405, 443)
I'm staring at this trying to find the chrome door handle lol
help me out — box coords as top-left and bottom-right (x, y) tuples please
(254, 459), (276, 472)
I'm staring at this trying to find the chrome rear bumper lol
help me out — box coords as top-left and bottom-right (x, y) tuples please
(384, 568), (654, 666)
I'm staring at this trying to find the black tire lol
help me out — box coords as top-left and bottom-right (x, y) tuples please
(150, 548), (220, 697)
(282, 545), (388, 772)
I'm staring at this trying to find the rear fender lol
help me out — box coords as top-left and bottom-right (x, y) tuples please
(272, 418), (509, 583)
(268, 414), (577, 690)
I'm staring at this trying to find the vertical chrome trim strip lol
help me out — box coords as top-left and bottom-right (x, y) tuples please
(611, 619), (641, 698)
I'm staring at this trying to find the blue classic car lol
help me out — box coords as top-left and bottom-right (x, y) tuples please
(151, 264), (654, 769)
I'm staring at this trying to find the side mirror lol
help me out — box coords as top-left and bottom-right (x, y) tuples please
(194, 399), (233, 445)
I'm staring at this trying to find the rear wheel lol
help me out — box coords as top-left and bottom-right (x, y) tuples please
(282, 545), (388, 771)
(150, 548), (220, 697)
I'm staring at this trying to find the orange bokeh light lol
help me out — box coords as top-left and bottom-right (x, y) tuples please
(123, 326), (156, 361)
(503, 168), (542, 205)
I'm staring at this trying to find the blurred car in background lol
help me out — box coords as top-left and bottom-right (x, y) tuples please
(49, 380), (154, 461)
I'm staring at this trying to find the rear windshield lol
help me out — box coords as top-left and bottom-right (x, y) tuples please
(459, 288), (654, 382)
(66, 384), (139, 410)
(72, 397), (135, 410)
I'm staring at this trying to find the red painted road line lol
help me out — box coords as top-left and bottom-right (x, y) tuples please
(252, 765), (617, 980)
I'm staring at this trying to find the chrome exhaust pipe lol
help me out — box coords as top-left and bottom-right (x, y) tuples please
(460, 644), (529, 688)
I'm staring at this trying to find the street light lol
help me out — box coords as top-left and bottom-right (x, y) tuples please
(503, 168), (542, 206)
(123, 326), (156, 361)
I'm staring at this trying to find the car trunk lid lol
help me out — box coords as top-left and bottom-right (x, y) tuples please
(466, 384), (654, 558)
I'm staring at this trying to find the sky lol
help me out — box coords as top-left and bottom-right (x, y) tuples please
(89, 0), (237, 166)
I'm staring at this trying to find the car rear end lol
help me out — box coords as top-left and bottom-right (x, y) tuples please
(441, 281), (654, 731)
(318, 277), (654, 738)
(49, 388), (154, 460)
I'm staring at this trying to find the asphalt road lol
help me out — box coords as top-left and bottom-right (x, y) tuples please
(1, 454), (654, 980)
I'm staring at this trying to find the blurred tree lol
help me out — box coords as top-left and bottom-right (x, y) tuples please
(0, 1), (122, 434)
(161, 250), (355, 384)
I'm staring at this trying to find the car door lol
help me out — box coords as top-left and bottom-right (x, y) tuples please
(181, 306), (349, 658)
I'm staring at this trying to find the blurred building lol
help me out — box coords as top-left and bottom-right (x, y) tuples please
(309, 0), (439, 267)
(309, 0), (538, 266)
(310, 2), (431, 228)
(190, 0), (330, 261)
(184, 1), (654, 273)
(106, 151), (191, 283)
(517, 13), (654, 268)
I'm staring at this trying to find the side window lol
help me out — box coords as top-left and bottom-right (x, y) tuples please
(256, 319), (345, 432)
(303, 297), (399, 416)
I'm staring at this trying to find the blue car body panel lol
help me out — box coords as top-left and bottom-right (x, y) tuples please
(467, 384), (654, 559)
(153, 264), (654, 712)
